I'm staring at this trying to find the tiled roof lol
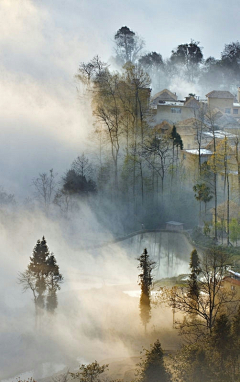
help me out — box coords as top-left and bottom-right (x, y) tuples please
(151, 89), (177, 102)
(206, 90), (234, 99)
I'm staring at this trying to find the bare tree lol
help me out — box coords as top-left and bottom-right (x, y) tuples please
(72, 153), (93, 180)
(32, 169), (58, 212)
(141, 135), (171, 198)
(158, 247), (237, 339)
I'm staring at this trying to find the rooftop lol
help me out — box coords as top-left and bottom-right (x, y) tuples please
(184, 149), (212, 155)
(159, 101), (184, 106)
(202, 131), (237, 139)
(206, 90), (235, 99)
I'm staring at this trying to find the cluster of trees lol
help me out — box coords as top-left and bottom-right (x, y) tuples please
(172, 308), (240, 382)
(136, 246), (240, 381)
(159, 248), (238, 335)
(16, 241), (240, 381)
(113, 26), (240, 94)
(19, 237), (62, 324)
(192, 130), (240, 244)
(76, 50), (190, 229)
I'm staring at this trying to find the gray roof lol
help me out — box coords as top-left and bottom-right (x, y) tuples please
(206, 90), (234, 99)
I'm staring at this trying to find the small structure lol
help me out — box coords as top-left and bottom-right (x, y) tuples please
(222, 270), (240, 297)
(166, 221), (184, 231)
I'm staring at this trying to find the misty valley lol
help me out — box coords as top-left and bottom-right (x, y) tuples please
(2, 19), (240, 382)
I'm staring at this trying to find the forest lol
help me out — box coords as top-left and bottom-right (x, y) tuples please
(2, 24), (240, 382)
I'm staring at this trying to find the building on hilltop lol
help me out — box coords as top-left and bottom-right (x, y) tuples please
(222, 270), (240, 297)
(206, 89), (240, 120)
(151, 89), (177, 106)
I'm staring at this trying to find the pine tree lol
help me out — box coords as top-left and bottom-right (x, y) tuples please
(137, 340), (170, 382)
(28, 237), (50, 310)
(137, 248), (155, 331)
(19, 237), (63, 319)
(188, 249), (201, 305)
(46, 254), (62, 313)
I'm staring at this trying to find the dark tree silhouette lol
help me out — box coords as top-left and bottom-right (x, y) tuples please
(137, 340), (170, 382)
(170, 40), (203, 82)
(46, 253), (63, 312)
(70, 361), (108, 382)
(63, 169), (96, 196)
(139, 52), (163, 69)
(19, 237), (63, 323)
(137, 248), (156, 331)
(114, 26), (144, 64)
(188, 249), (201, 304)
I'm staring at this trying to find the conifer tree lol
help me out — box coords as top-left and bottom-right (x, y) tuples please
(137, 248), (155, 331)
(46, 253), (63, 312)
(137, 340), (170, 382)
(188, 249), (201, 304)
(19, 237), (63, 319)
(28, 237), (50, 310)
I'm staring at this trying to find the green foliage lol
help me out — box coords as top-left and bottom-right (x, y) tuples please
(229, 218), (240, 246)
(137, 340), (170, 382)
(174, 310), (240, 381)
(193, 183), (213, 211)
(70, 361), (108, 382)
(189, 249), (201, 273)
(191, 226), (214, 246)
(203, 221), (211, 236)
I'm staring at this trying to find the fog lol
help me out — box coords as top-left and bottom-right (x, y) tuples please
(2, 0), (240, 380)
(0, 204), (187, 379)
(1, 0), (239, 194)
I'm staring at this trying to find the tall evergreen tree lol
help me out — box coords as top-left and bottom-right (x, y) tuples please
(28, 237), (50, 310)
(137, 340), (170, 382)
(46, 253), (63, 313)
(137, 248), (155, 331)
(188, 249), (201, 306)
(19, 237), (63, 320)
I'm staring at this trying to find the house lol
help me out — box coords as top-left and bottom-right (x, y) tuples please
(180, 148), (213, 178)
(151, 89), (177, 106)
(222, 270), (240, 298)
(206, 89), (240, 120)
(176, 118), (209, 150)
(152, 90), (201, 125)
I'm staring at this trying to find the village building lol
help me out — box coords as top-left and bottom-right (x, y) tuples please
(151, 89), (177, 106)
(150, 88), (240, 175)
(222, 270), (240, 298)
(180, 148), (212, 179)
(206, 89), (240, 121)
(151, 89), (201, 125)
(176, 118), (209, 150)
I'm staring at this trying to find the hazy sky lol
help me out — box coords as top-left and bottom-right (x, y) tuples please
(1, 0), (240, 196)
